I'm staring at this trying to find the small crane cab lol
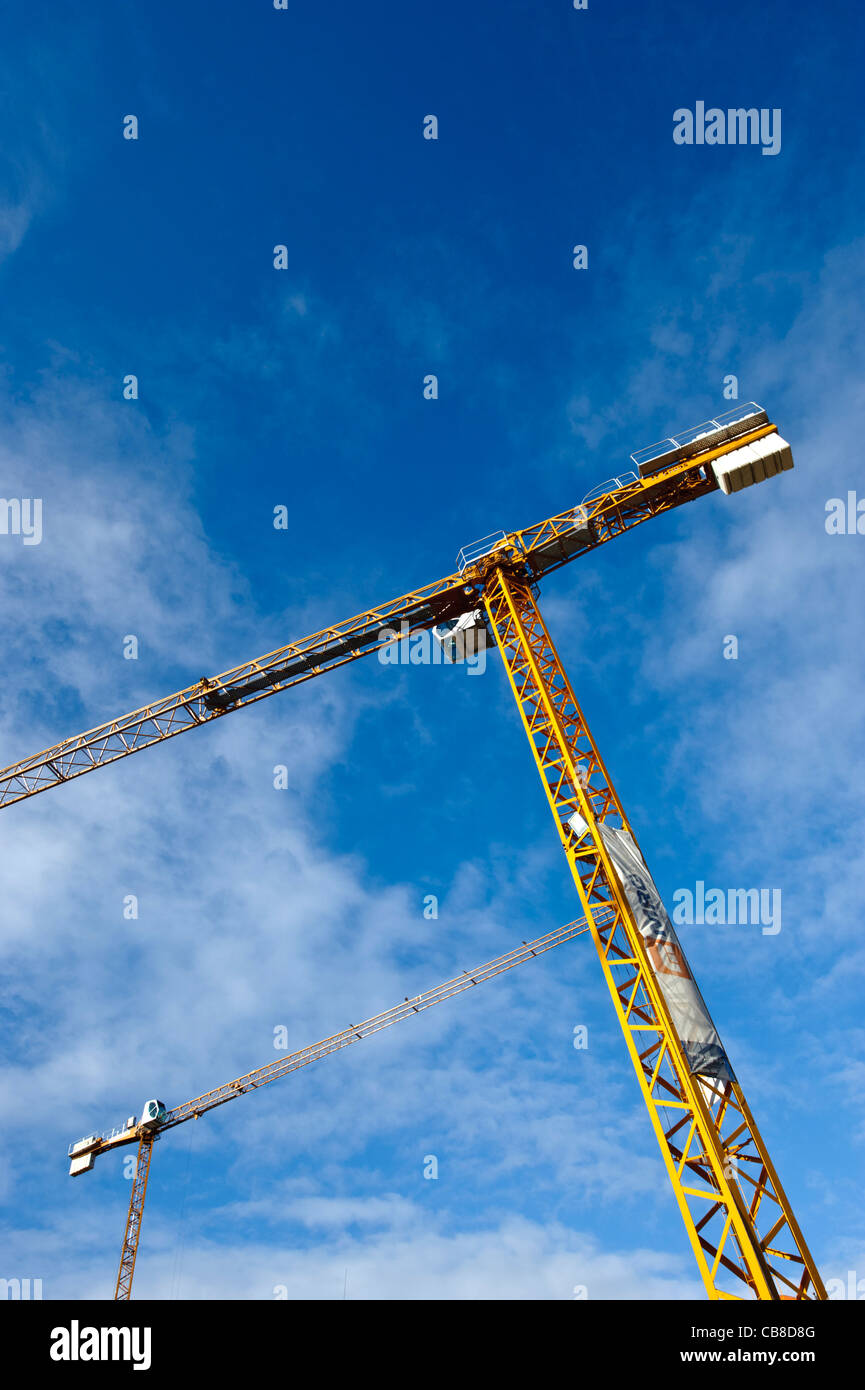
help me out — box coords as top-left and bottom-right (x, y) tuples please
(432, 610), (488, 663)
(139, 1099), (167, 1129)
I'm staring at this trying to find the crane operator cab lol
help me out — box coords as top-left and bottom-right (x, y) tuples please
(139, 1098), (167, 1130)
(432, 609), (489, 665)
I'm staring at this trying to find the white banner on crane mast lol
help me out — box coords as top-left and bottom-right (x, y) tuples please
(569, 813), (735, 1082)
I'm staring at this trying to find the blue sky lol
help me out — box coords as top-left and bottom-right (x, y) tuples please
(1, 0), (864, 1299)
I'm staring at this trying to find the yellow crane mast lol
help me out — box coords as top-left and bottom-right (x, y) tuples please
(483, 566), (821, 1298)
(3, 400), (820, 1297)
(68, 916), (600, 1299)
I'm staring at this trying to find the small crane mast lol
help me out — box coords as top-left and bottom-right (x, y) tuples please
(0, 400), (820, 1299)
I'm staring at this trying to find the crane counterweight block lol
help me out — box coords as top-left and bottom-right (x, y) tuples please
(631, 401), (794, 496)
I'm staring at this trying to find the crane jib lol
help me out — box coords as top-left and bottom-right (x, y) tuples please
(0, 432), (762, 809)
(202, 599), (461, 708)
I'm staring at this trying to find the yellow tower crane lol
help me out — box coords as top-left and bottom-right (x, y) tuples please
(2, 401), (823, 1299)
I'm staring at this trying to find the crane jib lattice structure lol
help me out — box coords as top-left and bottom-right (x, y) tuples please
(44, 401), (824, 1299)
